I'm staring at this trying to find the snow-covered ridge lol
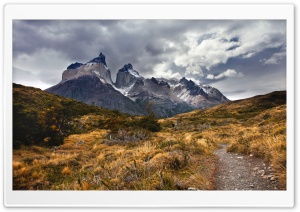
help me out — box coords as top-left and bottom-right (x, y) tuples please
(128, 68), (141, 78)
(113, 83), (135, 97)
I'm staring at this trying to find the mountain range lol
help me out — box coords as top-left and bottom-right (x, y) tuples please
(46, 52), (228, 117)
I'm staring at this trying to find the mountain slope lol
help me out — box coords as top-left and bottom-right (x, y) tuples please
(46, 75), (145, 115)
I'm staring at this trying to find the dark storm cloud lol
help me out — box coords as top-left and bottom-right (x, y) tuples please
(13, 20), (120, 62)
(13, 20), (286, 99)
(145, 42), (165, 56)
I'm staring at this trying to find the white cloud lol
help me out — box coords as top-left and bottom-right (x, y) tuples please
(242, 52), (256, 58)
(152, 62), (182, 79)
(206, 74), (215, 80)
(174, 36), (239, 72)
(186, 65), (203, 76)
(206, 69), (244, 80)
(174, 21), (286, 76)
(261, 52), (286, 65)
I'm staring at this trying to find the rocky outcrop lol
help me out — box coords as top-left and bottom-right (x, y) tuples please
(88, 52), (107, 66)
(62, 52), (113, 84)
(115, 64), (141, 88)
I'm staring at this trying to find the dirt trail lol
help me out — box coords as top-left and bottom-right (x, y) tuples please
(214, 144), (281, 190)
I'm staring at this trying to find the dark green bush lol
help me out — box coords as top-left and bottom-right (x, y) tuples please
(137, 114), (161, 132)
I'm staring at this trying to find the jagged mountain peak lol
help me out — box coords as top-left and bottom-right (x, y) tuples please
(62, 52), (112, 84)
(179, 77), (196, 86)
(119, 63), (133, 72)
(179, 77), (188, 83)
(150, 77), (159, 84)
(118, 63), (140, 77)
(88, 52), (107, 66)
(150, 77), (170, 88)
(115, 63), (141, 88)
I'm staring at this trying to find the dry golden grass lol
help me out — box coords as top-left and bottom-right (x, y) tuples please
(166, 102), (286, 189)
(222, 105), (286, 188)
(13, 128), (217, 190)
(13, 161), (23, 169)
(19, 167), (27, 176)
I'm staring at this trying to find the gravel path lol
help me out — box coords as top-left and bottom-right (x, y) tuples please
(214, 144), (281, 190)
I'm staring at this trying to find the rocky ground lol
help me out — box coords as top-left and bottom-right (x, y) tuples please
(214, 144), (282, 190)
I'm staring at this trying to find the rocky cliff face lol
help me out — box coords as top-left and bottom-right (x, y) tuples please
(62, 53), (113, 84)
(115, 63), (141, 88)
(46, 52), (229, 117)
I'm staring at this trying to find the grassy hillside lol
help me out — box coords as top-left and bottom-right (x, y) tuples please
(13, 84), (286, 190)
(176, 91), (286, 120)
(165, 91), (286, 188)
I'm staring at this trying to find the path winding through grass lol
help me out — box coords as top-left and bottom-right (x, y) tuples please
(214, 144), (282, 190)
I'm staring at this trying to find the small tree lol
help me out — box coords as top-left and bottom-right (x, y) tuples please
(38, 99), (78, 146)
(13, 103), (42, 148)
(139, 102), (161, 132)
(138, 114), (161, 132)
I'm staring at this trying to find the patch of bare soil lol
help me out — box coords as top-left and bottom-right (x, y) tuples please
(214, 144), (283, 190)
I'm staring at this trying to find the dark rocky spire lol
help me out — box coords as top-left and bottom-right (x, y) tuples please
(119, 63), (133, 72)
(89, 52), (107, 66)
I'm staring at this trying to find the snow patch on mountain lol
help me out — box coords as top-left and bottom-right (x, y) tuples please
(128, 68), (141, 78)
(113, 83), (135, 97)
(172, 86), (190, 101)
(92, 70), (100, 77)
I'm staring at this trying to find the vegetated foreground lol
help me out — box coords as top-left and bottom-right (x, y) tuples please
(13, 84), (286, 190)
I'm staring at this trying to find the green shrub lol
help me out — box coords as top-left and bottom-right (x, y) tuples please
(138, 114), (161, 132)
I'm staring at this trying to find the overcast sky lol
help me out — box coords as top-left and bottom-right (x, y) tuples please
(13, 20), (286, 100)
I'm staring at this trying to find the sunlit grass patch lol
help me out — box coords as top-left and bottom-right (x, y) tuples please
(61, 167), (72, 175)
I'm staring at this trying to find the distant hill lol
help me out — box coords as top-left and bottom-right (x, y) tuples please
(174, 91), (286, 120)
